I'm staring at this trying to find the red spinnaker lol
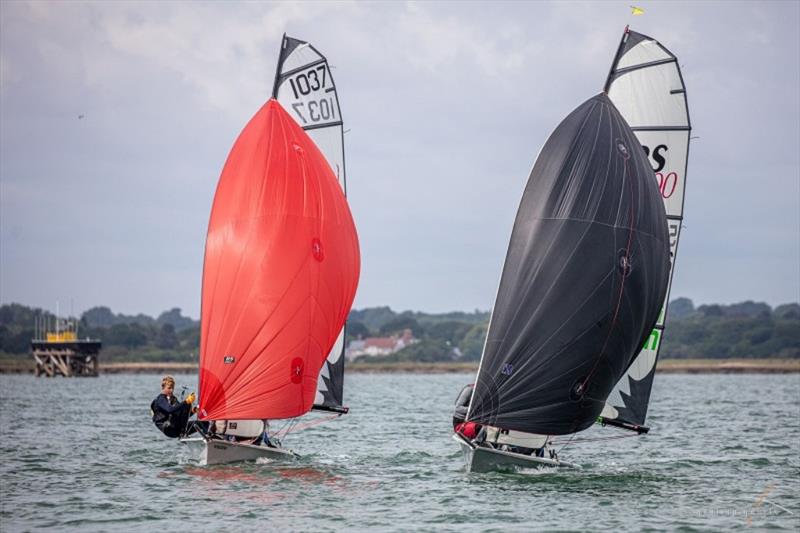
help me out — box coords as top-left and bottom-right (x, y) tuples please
(198, 99), (360, 421)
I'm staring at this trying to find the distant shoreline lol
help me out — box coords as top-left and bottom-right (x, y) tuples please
(1, 359), (798, 375)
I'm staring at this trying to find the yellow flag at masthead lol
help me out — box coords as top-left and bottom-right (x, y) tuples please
(630, 6), (645, 16)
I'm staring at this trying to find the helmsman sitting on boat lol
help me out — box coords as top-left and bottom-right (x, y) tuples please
(452, 383), (554, 461)
(151, 375), (201, 438)
(453, 384), (485, 441)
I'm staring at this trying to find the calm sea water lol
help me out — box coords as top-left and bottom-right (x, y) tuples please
(1, 372), (798, 531)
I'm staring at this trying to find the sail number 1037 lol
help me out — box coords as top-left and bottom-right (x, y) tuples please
(286, 65), (337, 125)
(291, 99), (336, 124)
(288, 65), (328, 97)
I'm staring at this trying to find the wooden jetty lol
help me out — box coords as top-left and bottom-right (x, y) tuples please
(31, 325), (102, 378)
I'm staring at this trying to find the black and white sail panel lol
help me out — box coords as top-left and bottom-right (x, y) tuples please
(602, 29), (691, 427)
(467, 94), (670, 436)
(273, 35), (346, 187)
(273, 35), (347, 409)
(315, 330), (345, 408)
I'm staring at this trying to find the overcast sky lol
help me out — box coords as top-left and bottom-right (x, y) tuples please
(1, 0), (798, 319)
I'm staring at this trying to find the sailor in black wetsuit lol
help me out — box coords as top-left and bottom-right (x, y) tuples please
(151, 375), (197, 438)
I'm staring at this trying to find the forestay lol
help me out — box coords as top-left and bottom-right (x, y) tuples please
(602, 28), (691, 428)
(272, 35), (348, 409)
(467, 94), (670, 436)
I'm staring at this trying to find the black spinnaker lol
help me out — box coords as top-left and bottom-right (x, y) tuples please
(466, 93), (670, 436)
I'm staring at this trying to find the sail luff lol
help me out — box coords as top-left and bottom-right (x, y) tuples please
(465, 104), (570, 424)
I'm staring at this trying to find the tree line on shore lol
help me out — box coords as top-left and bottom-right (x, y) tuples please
(0, 299), (798, 362)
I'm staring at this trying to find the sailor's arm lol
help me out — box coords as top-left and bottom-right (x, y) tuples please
(155, 395), (188, 415)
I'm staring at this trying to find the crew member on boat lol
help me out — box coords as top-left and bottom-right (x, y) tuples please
(455, 420), (482, 440)
(151, 375), (198, 438)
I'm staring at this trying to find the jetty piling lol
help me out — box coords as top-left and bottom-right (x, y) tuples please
(31, 315), (101, 377)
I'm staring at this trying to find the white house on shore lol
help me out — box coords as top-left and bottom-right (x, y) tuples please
(346, 329), (417, 360)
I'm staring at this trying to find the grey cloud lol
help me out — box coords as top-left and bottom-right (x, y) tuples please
(1, 0), (798, 318)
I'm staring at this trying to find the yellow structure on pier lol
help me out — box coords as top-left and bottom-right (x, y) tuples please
(32, 316), (101, 377)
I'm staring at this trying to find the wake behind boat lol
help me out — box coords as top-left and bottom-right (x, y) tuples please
(180, 34), (359, 466)
(452, 27), (690, 473)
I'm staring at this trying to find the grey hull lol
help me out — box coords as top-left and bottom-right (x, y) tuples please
(181, 437), (297, 466)
(453, 434), (575, 472)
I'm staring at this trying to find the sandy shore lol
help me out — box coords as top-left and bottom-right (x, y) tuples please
(1, 359), (798, 374)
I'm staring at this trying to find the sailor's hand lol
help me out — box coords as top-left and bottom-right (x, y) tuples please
(185, 392), (196, 404)
(191, 405), (199, 414)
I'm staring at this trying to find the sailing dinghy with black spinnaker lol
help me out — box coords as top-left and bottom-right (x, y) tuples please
(453, 28), (689, 473)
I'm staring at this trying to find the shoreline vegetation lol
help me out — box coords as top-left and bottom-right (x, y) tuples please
(2, 300), (798, 374)
(1, 359), (798, 375)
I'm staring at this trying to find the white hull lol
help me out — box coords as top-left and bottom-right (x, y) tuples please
(453, 433), (575, 472)
(181, 437), (297, 466)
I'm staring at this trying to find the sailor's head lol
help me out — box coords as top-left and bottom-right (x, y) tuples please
(161, 375), (175, 395)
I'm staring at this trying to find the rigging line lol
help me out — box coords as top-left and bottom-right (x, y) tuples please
(276, 413), (340, 436)
(555, 432), (577, 454)
(275, 418), (299, 439)
(275, 418), (294, 434)
(275, 419), (297, 441)
(551, 432), (639, 445)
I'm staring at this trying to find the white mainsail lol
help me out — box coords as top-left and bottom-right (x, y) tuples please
(602, 28), (691, 427)
(272, 35), (348, 409)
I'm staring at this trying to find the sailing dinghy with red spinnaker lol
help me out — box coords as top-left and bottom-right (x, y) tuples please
(181, 36), (359, 465)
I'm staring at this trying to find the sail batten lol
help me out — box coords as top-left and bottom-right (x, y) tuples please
(603, 28), (691, 428)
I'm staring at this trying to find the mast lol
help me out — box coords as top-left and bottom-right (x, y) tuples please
(601, 28), (691, 430)
(272, 35), (349, 411)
